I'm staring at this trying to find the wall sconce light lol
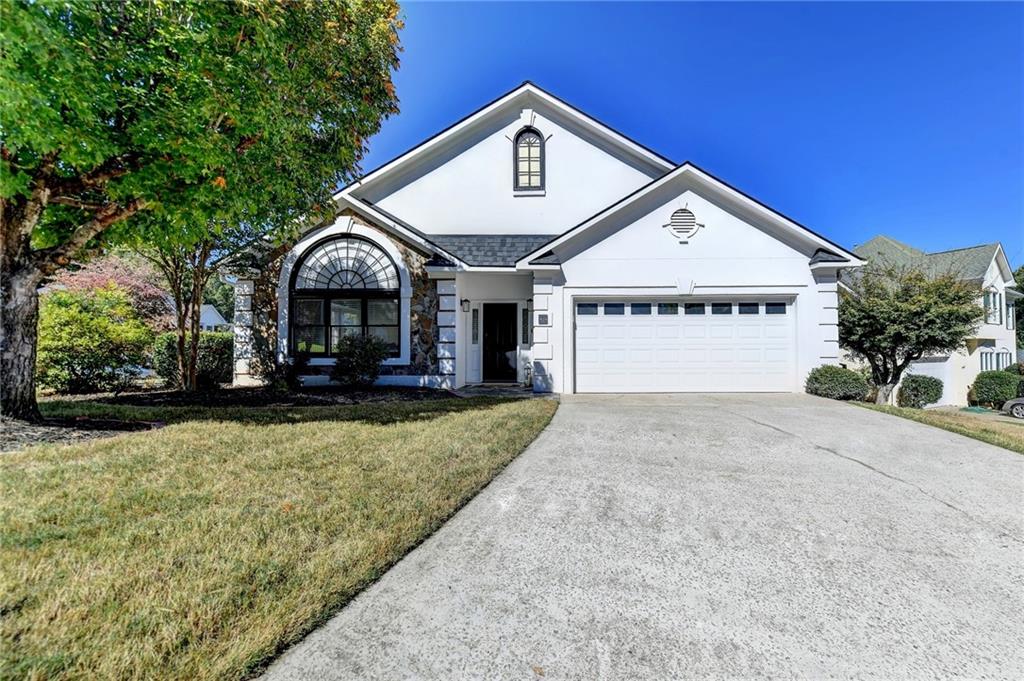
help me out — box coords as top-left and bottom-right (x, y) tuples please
(460, 298), (470, 313)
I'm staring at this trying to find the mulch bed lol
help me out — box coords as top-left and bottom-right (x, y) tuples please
(1, 416), (162, 454)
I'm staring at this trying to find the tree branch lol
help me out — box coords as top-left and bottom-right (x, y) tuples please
(35, 199), (147, 275)
(50, 196), (108, 211)
(14, 151), (61, 239)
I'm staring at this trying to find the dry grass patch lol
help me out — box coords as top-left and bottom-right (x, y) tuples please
(1, 397), (556, 679)
(854, 403), (1024, 454)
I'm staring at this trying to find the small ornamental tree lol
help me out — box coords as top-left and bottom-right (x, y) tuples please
(840, 264), (984, 404)
(1, 0), (401, 419)
(49, 251), (173, 330)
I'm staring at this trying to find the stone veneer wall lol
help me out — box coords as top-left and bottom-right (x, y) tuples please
(232, 217), (447, 385)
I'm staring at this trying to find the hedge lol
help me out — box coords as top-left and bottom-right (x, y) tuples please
(153, 332), (234, 389)
(973, 370), (1023, 407)
(897, 374), (944, 409)
(36, 285), (154, 394)
(805, 365), (869, 401)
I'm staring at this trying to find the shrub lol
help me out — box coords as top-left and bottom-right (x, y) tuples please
(805, 365), (869, 401)
(36, 285), (154, 394)
(897, 374), (944, 408)
(153, 332), (234, 389)
(1003, 362), (1024, 375)
(329, 335), (390, 387)
(972, 370), (1023, 406)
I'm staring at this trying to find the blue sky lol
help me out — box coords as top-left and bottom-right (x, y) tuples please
(360, 1), (1023, 264)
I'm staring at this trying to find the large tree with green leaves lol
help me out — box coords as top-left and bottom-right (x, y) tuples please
(839, 264), (984, 404)
(1, 0), (401, 418)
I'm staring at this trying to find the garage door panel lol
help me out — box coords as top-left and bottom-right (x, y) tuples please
(575, 299), (795, 393)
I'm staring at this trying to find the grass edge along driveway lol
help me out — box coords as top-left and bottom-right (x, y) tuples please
(1, 397), (557, 680)
(854, 402), (1024, 455)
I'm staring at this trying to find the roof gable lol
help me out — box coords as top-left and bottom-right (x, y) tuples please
(518, 162), (863, 267)
(339, 81), (674, 203)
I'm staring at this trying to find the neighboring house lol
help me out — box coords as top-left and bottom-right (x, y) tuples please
(199, 304), (231, 332)
(849, 235), (1019, 406)
(230, 82), (865, 393)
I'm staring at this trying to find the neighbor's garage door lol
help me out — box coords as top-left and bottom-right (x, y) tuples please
(574, 300), (796, 392)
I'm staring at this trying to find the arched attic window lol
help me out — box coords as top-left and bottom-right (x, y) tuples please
(514, 127), (544, 190)
(290, 236), (401, 357)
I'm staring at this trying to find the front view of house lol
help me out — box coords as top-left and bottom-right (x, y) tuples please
(230, 82), (864, 393)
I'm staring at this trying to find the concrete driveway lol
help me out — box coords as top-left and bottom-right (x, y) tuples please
(263, 394), (1024, 680)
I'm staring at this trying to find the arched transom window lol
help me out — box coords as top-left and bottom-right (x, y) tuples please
(514, 128), (544, 190)
(294, 237), (399, 290)
(290, 236), (401, 357)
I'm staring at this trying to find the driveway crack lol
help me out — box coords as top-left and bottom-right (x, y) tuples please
(726, 410), (1024, 546)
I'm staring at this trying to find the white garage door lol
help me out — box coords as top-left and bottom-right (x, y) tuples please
(574, 300), (796, 393)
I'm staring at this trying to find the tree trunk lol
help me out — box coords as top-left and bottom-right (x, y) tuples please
(186, 284), (203, 391)
(875, 383), (895, 405)
(1, 248), (43, 420)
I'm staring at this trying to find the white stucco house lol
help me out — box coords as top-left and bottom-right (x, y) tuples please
(850, 235), (1020, 406)
(230, 82), (866, 393)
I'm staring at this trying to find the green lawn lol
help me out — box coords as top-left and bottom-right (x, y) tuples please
(1, 397), (557, 680)
(854, 403), (1024, 454)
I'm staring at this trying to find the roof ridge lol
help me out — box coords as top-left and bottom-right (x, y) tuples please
(924, 243), (998, 256)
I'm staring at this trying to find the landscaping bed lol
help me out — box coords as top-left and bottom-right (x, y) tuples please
(0, 397), (557, 679)
(1, 415), (162, 453)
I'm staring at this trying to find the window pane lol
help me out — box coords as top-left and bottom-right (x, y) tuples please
(368, 299), (398, 325)
(522, 307), (530, 344)
(294, 326), (325, 353)
(658, 303), (678, 315)
(738, 302), (759, 314)
(631, 303), (652, 315)
(368, 326), (399, 354)
(765, 302), (787, 315)
(472, 308), (480, 343)
(330, 326), (361, 351)
(577, 303), (598, 315)
(295, 299), (323, 325)
(603, 303), (625, 315)
(711, 303), (732, 315)
(684, 303), (705, 315)
(331, 299), (361, 325)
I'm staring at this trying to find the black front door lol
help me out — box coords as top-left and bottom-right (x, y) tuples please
(483, 303), (518, 382)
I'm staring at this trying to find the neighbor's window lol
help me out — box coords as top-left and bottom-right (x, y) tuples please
(514, 128), (544, 190)
(980, 350), (995, 371)
(984, 290), (1002, 324)
(289, 236), (401, 357)
(1008, 303), (1016, 330)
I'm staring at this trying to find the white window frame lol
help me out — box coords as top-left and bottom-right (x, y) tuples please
(984, 290), (1001, 325)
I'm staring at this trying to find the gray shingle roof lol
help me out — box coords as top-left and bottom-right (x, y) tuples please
(852, 235), (999, 282)
(809, 248), (849, 265)
(430, 234), (558, 267)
